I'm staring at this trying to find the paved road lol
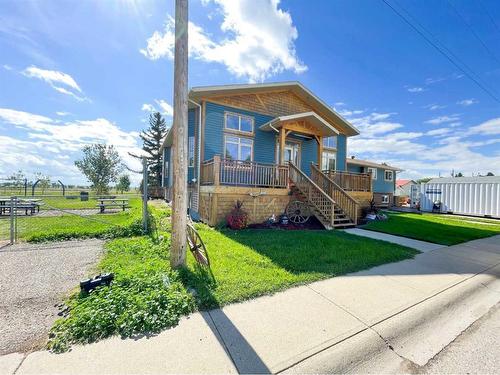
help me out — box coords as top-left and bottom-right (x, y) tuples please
(0, 240), (103, 355)
(420, 303), (500, 374)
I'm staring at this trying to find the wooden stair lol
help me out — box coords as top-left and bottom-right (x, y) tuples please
(288, 163), (356, 230)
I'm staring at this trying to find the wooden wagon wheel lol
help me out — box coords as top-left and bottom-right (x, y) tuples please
(286, 200), (310, 224)
(186, 223), (210, 267)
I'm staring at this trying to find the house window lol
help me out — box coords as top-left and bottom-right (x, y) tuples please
(381, 195), (389, 204)
(224, 135), (253, 161)
(367, 167), (377, 180)
(322, 151), (336, 171)
(225, 112), (254, 134)
(322, 136), (337, 149)
(164, 161), (169, 186)
(188, 136), (195, 167)
(384, 170), (393, 181)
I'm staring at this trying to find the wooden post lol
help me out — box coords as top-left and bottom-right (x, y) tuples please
(213, 155), (221, 186)
(170, 0), (189, 268)
(316, 135), (323, 170)
(279, 127), (286, 165)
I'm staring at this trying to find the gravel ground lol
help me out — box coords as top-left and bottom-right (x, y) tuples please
(0, 240), (103, 355)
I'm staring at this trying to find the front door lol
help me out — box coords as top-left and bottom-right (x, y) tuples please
(276, 141), (300, 165)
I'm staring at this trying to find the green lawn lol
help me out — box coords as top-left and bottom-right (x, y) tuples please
(181, 226), (419, 309)
(49, 223), (418, 351)
(364, 211), (500, 245)
(13, 198), (144, 242)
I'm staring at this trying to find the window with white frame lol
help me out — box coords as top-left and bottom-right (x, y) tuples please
(384, 170), (393, 181)
(188, 136), (195, 167)
(367, 167), (377, 180)
(225, 112), (254, 134)
(381, 195), (389, 204)
(322, 151), (336, 171)
(224, 135), (253, 161)
(322, 136), (337, 149)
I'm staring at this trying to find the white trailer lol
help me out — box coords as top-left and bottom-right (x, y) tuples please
(420, 176), (500, 218)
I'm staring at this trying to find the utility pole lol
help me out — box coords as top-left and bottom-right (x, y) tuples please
(170, 0), (188, 268)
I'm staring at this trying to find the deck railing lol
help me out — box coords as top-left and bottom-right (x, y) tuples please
(322, 170), (372, 192)
(200, 155), (289, 188)
(289, 163), (336, 227)
(311, 164), (359, 224)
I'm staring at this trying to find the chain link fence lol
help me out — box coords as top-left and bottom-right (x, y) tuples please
(0, 159), (151, 247)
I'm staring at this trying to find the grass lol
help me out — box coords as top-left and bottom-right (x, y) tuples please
(13, 198), (144, 242)
(48, 202), (419, 351)
(364, 211), (500, 245)
(181, 226), (419, 309)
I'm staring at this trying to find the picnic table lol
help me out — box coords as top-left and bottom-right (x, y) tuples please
(96, 198), (129, 213)
(0, 198), (43, 216)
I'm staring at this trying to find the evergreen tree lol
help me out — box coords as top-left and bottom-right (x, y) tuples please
(140, 112), (167, 187)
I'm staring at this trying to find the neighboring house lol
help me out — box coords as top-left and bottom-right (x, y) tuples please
(346, 157), (402, 207)
(160, 82), (379, 228)
(395, 179), (416, 196)
(396, 179), (418, 207)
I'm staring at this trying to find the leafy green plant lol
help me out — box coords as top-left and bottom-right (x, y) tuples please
(48, 237), (195, 352)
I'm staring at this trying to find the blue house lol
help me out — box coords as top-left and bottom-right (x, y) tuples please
(160, 82), (398, 228)
(346, 157), (401, 207)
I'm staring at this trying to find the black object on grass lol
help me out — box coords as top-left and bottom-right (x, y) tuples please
(80, 273), (114, 293)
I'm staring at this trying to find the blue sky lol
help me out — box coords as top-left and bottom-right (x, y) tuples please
(1, 0), (499, 185)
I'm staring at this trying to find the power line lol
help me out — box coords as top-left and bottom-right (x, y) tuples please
(478, 0), (500, 35)
(380, 0), (500, 103)
(446, 0), (500, 66)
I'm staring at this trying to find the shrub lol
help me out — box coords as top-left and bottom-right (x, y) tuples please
(226, 200), (248, 230)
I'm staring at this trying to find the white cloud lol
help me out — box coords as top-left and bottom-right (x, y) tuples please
(423, 104), (446, 111)
(56, 111), (71, 116)
(426, 127), (451, 136)
(407, 87), (425, 93)
(141, 0), (307, 82)
(141, 103), (155, 112)
(457, 98), (478, 106)
(468, 117), (500, 136)
(21, 65), (89, 101)
(155, 100), (174, 116)
(141, 100), (174, 117)
(424, 115), (460, 125)
(3, 64), (13, 71)
(341, 107), (500, 178)
(0, 108), (143, 184)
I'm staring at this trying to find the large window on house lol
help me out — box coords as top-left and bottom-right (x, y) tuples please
(224, 135), (253, 161)
(367, 167), (377, 180)
(384, 170), (394, 181)
(188, 136), (195, 167)
(225, 112), (254, 134)
(322, 136), (337, 149)
(381, 195), (389, 204)
(164, 161), (169, 186)
(322, 151), (336, 171)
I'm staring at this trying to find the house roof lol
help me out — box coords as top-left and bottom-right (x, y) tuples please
(259, 112), (340, 137)
(347, 158), (402, 171)
(396, 179), (415, 188)
(189, 81), (360, 136)
(427, 176), (500, 184)
(161, 82), (360, 151)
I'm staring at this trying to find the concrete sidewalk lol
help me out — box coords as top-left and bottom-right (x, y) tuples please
(2, 235), (499, 374)
(343, 228), (445, 252)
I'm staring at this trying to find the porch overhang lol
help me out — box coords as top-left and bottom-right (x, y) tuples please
(259, 112), (339, 137)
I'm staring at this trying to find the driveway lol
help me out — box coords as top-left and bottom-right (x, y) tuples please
(0, 240), (103, 355)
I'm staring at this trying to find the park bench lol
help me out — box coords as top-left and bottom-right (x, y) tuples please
(0, 199), (42, 216)
(96, 198), (129, 213)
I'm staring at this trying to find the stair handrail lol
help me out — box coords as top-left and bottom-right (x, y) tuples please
(310, 163), (359, 224)
(288, 163), (336, 227)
